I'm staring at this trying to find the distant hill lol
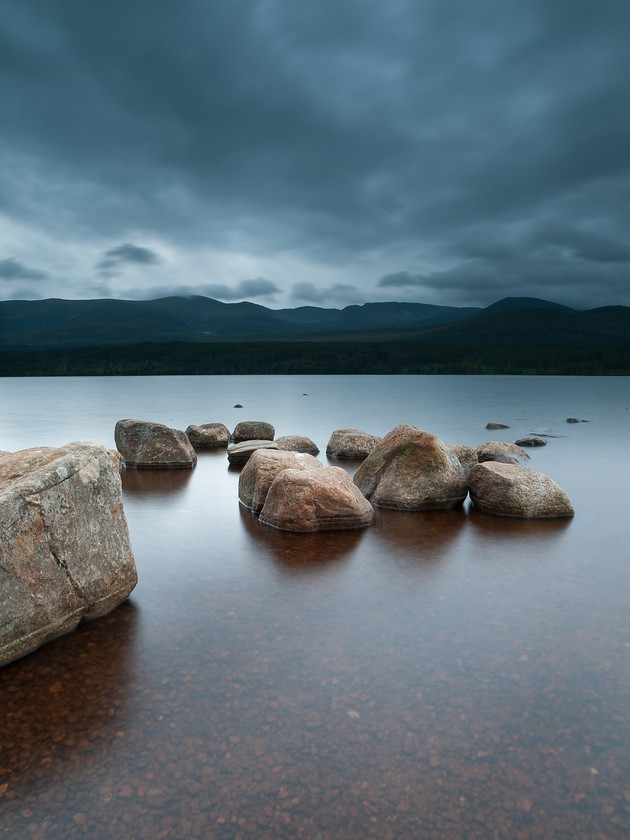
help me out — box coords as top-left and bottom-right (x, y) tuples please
(0, 295), (628, 349)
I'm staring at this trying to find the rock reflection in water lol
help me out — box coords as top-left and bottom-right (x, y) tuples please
(238, 503), (364, 573)
(121, 465), (194, 498)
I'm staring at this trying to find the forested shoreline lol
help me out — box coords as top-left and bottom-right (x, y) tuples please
(1, 340), (628, 376)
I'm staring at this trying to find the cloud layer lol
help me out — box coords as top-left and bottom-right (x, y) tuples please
(1, 0), (629, 308)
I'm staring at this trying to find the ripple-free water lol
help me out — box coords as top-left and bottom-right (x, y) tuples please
(1, 375), (629, 838)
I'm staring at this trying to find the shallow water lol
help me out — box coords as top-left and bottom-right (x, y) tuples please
(1, 375), (629, 839)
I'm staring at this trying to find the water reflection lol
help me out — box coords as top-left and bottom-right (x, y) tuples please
(467, 507), (574, 542)
(121, 466), (194, 497)
(372, 508), (467, 567)
(238, 504), (365, 573)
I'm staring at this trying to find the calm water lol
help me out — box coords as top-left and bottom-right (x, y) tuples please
(1, 375), (629, 839)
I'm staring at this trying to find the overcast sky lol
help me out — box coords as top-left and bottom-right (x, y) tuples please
(1, 0), (629, 310)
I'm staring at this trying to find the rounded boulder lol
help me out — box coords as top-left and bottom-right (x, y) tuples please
(353, 424), (468, 510)
(238, 449), (323, 512)
(468, 462), (574, 518)
(326, 428), (382, 459)
(115, 419), (197, 469)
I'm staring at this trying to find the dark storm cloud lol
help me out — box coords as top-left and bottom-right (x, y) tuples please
(0, 258), (47, 281)
(96, 243), (161, 277)
(0, 0), (629, 306)
(291, 282), (361, 305)
(126, 277), (280, 301)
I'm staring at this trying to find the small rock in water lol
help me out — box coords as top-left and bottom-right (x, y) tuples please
(234, 404), (243, 408)
(565, 417), (588, 423)
(485, 422), (510, 430)
(515, 437), (547, 447)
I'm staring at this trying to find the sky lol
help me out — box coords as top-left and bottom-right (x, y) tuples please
(1, 0), (629, 311)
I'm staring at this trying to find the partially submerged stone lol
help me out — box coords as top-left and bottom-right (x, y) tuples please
(260, 466), (374, 532)
(354, 424), (468, 510)
(185, 423), (230, 448)
(0, 442), (137, 667)
(115, 419), (197, 469)
(275, 435), (320, 455)
(446, 443), (478, 476)
(515, 437), (547, 447)
(326, 428), (382, 459)
(468, 461), (574, 518)
(238, 449), (323, 512)
(476, 441), (530, 465)
(227, 439), (279, 466)
(231, 421), (275, 443)
(486, 422), (510, 430)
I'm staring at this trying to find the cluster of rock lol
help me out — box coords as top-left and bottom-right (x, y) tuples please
(0, 442), (137, 668)
(235, 422), (573, 533)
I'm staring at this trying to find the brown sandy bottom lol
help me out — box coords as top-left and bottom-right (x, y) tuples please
(1, 495), (629, 839)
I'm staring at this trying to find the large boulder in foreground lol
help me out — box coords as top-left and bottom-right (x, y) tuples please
(275, 435), (320, 455)
(468, 462), (574, 518)
(231, 420), (275, 443)
(326, 429), (382, 459)
(239, 449), (323, 512)
(476, 441), (530, 465)
(185, 423), (229, 448)
(227, 439), (279, 466)
(354, 424), (468, 510)
(260, 466), (374, 532)
(115, 419), (197, 469)
(0, 442), (137, 667)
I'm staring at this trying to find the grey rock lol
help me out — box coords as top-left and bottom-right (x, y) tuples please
(231, 420), (275, 443)
(485, 422), (510, 430)
(238, 449), (323, 512)
(275, 435), (320, 455)
(446, 444), (478, 476)
(0, 442), (137, 667)
(227, 439), (279, 466)
(115, 419), (197, 469)
(476, 441), (530, 465)
(260, 466), (374, 532)
(354, 424), (468, 510)
(566, 417), (589, 423)
(468, 461), (574, 518)
(326, 428), (382, 459)
(185, 423), (230, 448)
(515, 437), (547, 447)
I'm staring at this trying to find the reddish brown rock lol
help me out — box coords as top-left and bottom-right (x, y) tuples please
(468, 461), (574, 518)
(326, 429), (382, 459)
(275, 435), (320, 455)
(0, 442), (137, 667)
(238, 449), (323, 512)
(231, 420), (275, 443)
(227, 439), (279, 465)
(476, 441), (530, 465)
(353, 424), (467, 510)
(259, 466), (374, 532)
(446, 443), (478, 476)
(185, 423), (230, 448)
(115, 419), (197, 468)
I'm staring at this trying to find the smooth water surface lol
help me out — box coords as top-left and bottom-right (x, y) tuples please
(1, 375), (629, 839)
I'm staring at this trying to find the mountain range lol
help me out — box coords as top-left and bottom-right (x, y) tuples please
(1, 295), (628, 349)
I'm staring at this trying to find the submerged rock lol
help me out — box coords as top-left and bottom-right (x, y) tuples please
(260, 466), (374, 532)
(485, 422), (510, 430)
(231, 420), (275, 443)
(468, 462), (574, 518)
(476, 441), (530, 465)
(566, 417), (589, 423)
(185, 423), (230, 448)
(0, 442), (137, 667)
(227, 439), (279, 466)
(326, 429), (382, 459)
(239, 449), (323, 512)
(515, 437), (547, 447)
(275, 435), (320, 455)
(115, 419), (197, 469)
(353, 424), (468, 510)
